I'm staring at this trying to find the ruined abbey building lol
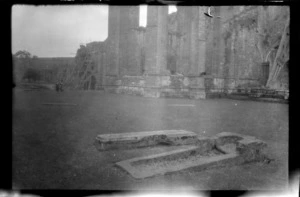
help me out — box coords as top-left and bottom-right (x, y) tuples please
(71, 6), (289, 100)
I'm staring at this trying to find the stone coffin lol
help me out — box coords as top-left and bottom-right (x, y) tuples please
(115, 132), (267, 179)
(94, 130), (199, 151)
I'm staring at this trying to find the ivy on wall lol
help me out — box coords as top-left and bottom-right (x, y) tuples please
(66, 42), (105, 90)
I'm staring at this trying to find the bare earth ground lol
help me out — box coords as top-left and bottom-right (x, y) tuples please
(12, 87), (288, 190)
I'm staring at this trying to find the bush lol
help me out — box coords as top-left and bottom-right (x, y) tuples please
(22, 68), (41, 82)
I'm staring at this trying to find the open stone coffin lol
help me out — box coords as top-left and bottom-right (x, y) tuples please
(94, 130), (268, 179)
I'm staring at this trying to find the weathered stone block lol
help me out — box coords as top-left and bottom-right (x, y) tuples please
(183, 77), (190, 87)
(160, 88), (190, 98)
(143, 89), (161, 98)
(189, 89), (206, 99)
(189, 77), (205, 88)
(104, 76), (119, 86)
(213, 78), (225, 89)
(121, 76), (145, 87)
(195, 136), (215, 152)
(160, 76), (171, 87)
(144, 76), (161, 87)
(213, 132), (244, 146)
(118, 86), (144, 96)
(94, 130), (199, 151)
(213, 132), (267, 161)
(226, 79), (236, 92)
(104, 87), (118, 94)
(169, 75), (184, 88)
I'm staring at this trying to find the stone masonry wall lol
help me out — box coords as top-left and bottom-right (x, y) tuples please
(100, 6), (288, 101)
(207, 6), (289, 95)
(104, 75), (206, 99)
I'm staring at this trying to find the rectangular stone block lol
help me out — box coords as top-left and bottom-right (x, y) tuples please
(213, 78), (225, 89)
(189, 89), (206, 99)
(160, 88), (189, 98)
(143, 88), (161, 98)
(160, 76), (171, 87)
(121, 76), (145, 86)
(168, 76), (184, 88)
(104, 76), (119, 86)
(188, 77), (205, 88)
(94, 130), (199, 151)
(117, 86), (144, 96)
(104, 87), (118, 94)
(144, 76), (161, 87)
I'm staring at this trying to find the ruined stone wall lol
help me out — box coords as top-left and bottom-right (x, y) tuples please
(103, 5), (142, 92)
(70, 41), (106, 90)
(74, 5), (288, 100)
(257, 6), (289, 90)
(103, 6), (206, 98)
(207, 6), (289, 93)
(222, 6), (261, 91)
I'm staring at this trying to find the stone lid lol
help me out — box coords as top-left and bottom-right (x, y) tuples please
(96, 130), (197, 142)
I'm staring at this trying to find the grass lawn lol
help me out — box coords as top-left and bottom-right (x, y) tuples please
(12, 88), (288, 190)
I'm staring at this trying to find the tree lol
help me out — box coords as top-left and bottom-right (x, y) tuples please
(256, 7), (289, 88)
(13, 50), (40, 83)
(14, 50), (32, 59)
(13, 50), (34, 70)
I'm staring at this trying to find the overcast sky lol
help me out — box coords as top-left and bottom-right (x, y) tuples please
(12, 5), (177, 58)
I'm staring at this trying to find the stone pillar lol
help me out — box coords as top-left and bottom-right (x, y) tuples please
(136, 28), (146, 74)
(189, 7), (201, 76)
(167, 13), (178, 74)
(144, 6), (169, 75)
(204, 7), (214, 76)
(118, 6), (140, 76)
(176, 6), (192, 75)
(106, 6), (121, 76)
(211, 7), (222, 77)
(197, 7), (207, 75)
(176, 6), (208, 76)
